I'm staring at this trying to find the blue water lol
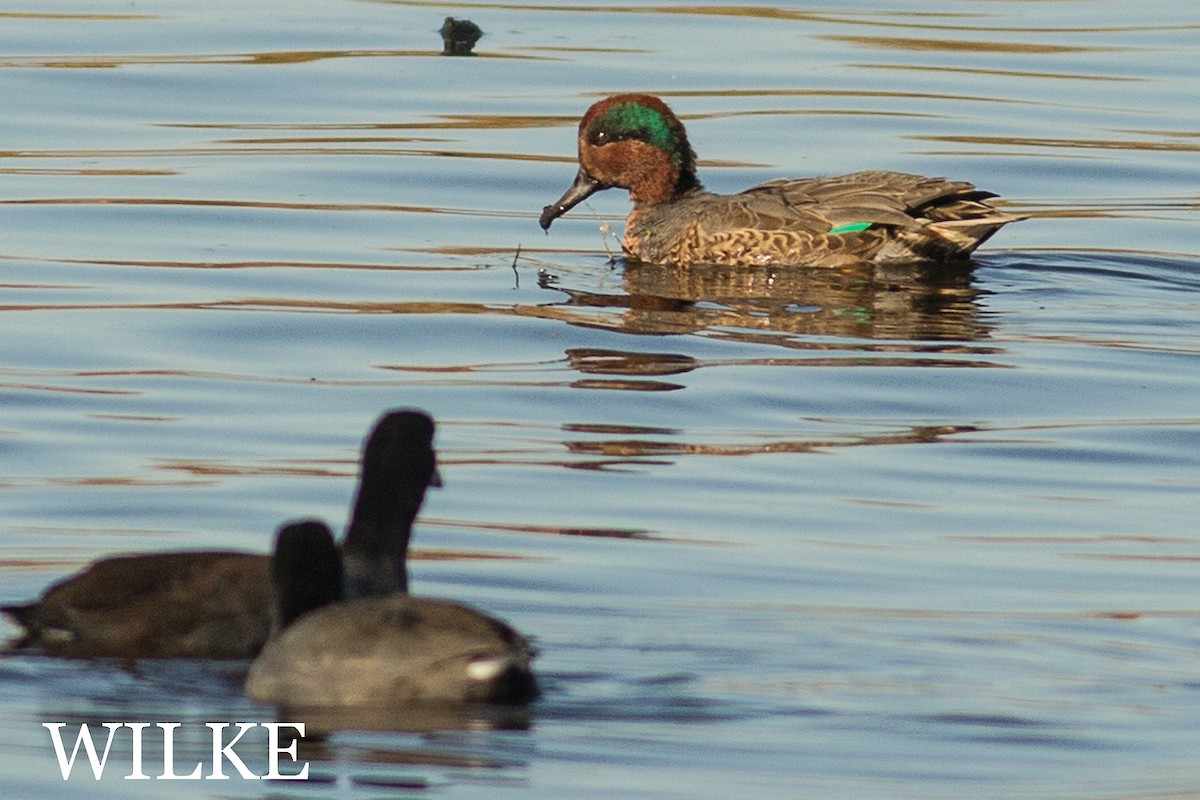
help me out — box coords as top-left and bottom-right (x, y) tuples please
(1, 1), (1198, 797)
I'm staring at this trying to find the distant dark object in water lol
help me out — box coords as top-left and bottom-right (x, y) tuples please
(441, 17), (482, 56)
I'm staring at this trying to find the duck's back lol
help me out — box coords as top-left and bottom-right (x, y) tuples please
(246, 595), (537, 706)
(3, 551), (271, 659)
(627, 170), (1019, 267)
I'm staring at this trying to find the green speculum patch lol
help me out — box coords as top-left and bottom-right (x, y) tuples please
(830, 222), (873, 234)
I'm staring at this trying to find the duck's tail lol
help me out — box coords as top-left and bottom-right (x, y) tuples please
(465, 633), (539, 703)
(2, 603), (33, 626)
(876, 209), (1025, 265)
(927, 211), (1027, 255)
(1, 603), (37, 649)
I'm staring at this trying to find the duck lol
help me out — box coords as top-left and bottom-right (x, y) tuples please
(0, 409), (440, 659)
(539, 93), (1023, 268)
(246, 520), (537, 708)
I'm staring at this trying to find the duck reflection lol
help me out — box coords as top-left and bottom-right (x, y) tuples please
(561, 422), (980, 463)
(540, 258), (990, 343)
(564, 348), (695, 392)
(276, 702), (533, 738)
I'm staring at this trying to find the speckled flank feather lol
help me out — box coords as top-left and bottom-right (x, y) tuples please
(541, 95), (1023, 267)
(626, 170), (1017, 267)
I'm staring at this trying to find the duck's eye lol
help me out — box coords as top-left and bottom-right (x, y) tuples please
(588, 127), (633, 147)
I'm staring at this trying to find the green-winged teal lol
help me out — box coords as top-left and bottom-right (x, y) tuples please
(1, 409), (440, 659)
(540, 94), (1023, 267)
(246, 520), (537, 707)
